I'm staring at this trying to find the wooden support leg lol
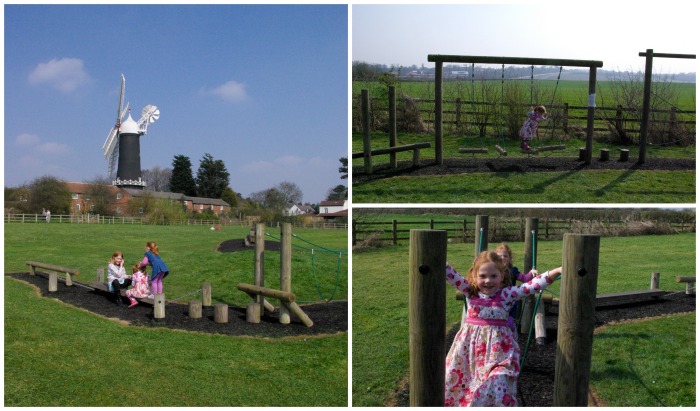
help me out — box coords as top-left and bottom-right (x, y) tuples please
(65, 272), (73, 287)
(189, 300), (202, 319)
(246, 302), (261, 323)
(48, 272), (58, 292)
(214, 303), (229, 323)
(154, 293), (166, 319)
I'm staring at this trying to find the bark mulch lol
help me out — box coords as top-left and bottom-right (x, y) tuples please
(6, 271), (347, 339)
(353, 156), (695, 184)
(389, 291), (695, 406)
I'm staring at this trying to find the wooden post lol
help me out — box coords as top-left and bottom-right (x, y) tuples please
(521, 218), (538, 335)
(48, 272), (58, 292)
(214, 303), (229, 323)
(584, 66), (597, 165)
(619, 149), (630, 162)
(650, 272), (660, 290)
(154, 293), (166, 319)
(362, 89), (373, 174)
(282, 301), (314, 327)
(189, 300), (202, 319)
(638, 49), (653, 165)
(474, 215), (489, 255)
(279, 223), (292, 324)
(97, 267), (105, 282)
(578, 147), (586, 161)
(246, 302), (261, 323)
(409, 229), (447, 407)
(600, 148), (610, 161)
(255, 223), (265, 314)
(393, 219), (398, 245)
(435, 61), (443, 165)
(553, 234), (600, 406)
(202, 283), (212, 306)
(389, 85), (397, 170)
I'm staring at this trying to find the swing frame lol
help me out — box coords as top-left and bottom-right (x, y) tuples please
(429, 54), (603, 165)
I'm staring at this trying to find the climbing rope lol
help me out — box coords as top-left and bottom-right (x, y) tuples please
(264, 232), (345, 302)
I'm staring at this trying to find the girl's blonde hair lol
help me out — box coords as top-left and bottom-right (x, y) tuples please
(535, 105), (547, 115)
(146, 241), (159, 255)
(495, 243), (514, 268)
(465, 251), (511, 297)
(132, 262), (146, 274)
(109, 250), (124, 264)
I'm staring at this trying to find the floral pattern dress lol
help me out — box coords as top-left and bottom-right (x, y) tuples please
(125, 271), (151, 299)
(519, 110), (547, 141)
(444, 264), (556, 407)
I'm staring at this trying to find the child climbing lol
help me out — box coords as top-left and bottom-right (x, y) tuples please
(495, 242), (538, 333)
(444, 251), (562, 407)
(139, 241), (169, 297)
(107, 250), (131, 306)
(125, 263), (151, 308)
(519, 105), (548, 150)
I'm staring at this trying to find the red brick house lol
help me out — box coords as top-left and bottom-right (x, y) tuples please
(65, 182), (230, 216)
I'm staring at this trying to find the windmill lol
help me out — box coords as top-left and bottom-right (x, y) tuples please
(102, 74), (160, 189)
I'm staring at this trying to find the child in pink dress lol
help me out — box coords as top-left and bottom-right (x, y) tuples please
(125, 263), (151, 309)
(495, 243), (537, 333)
(519, 105), (548, 150)
(444, 251), (562, 407)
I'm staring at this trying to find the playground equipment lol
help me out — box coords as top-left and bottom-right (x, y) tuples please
(409, 223), (601, 406)
(637, 49), (696, 164)
(353, 87), (432, 174)
(428, 54), (603, 165)
(26, 261), (80, 292)
(237, 223), (315, 327)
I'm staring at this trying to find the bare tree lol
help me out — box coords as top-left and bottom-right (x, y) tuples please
(142, 166), (172, 192)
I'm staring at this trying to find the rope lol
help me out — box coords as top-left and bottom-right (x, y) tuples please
(167, 289), (202, 303)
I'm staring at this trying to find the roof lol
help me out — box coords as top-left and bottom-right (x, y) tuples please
(67, 183), (229, 206)
(319, 200), (345, 207)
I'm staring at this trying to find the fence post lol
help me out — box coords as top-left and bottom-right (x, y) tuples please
(435, 61), (444, 165)
(553, 233), (600, 406)
(389, 85), (397, 170)
(352, 220), (357, 246)
(362, 89), (373, 174)
(563, 102), (569, 133)
(409, 229), (447, 407)
(279, 223), (292, 324)
(393, 219), (398, 245)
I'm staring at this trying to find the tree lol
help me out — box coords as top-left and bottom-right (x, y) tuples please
(276, 181), (302, 205)
(142, 166), (172, 192)
(169, 155), (197, 196)
(249, 188), (287, 212)
(4, 185), (30, 213)
(26, 175), (71, 214)
(326, 184), (347, 201)
(195, 153), (230, 199)
(338, 157), (348, 180)
(221, 186), (238, 208)
(84, 176), (113, 215)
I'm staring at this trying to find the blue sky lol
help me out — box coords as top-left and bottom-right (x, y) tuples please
(353, 4), (697, 74)
(4, 4), (348, 203)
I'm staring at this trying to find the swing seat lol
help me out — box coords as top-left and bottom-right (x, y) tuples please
(459, 147), (488, 154)
(494, 145), (507, 156)
(538, 144), (566, 152)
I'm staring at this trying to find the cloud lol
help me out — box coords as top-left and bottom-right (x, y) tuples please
(200, 80), (249, 103)
(275, 155), (304, 167)
(15, 133), (40, 146)
(28, 58), (91, 93)
(37, 142), (71, 155)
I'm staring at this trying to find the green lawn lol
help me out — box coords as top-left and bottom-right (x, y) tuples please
(4, 223), (348, 406)
(352, 232), (695, 406)
(352, 132), (695, 203)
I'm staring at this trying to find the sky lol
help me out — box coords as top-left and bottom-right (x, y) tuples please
(3, 4), (348, 203)
(353, 3), (698, 74)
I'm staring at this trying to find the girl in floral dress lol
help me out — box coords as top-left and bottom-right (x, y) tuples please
(444, 251), (562, 407)
(125, 263), (151, 309)
(519, 105), (548, 150)
(495, 243), (537, 333)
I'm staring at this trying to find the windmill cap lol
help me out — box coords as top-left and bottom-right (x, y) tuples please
(120, 113), (139, 134)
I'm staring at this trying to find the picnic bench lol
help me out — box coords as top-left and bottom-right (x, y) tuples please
(26, 260), (80, 292)
(89, 267), (154, 305)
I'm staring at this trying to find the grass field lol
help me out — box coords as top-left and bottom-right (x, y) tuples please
(4, 223), (348, 406)
(352, 231), (695, 406)
(352, 132), (695, 203)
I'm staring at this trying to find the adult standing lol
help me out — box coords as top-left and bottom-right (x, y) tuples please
(45, 209), (51, 223)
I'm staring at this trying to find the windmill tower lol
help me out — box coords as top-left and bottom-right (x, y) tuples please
(102, 74), (160, 189)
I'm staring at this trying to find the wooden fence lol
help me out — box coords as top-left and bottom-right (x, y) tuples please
(4, 213), (348, 230)
(353, 95), (695, 140)
(352, 218), (694, 245)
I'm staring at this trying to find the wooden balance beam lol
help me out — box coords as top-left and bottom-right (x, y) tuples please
(538, 144), (566, 152)
(494, 145), (507, 156)
(458, 147), (488, 154)
(26, 260), (80, 292)
(541, 289), (667, 307)
(676, 276), (696, 295)
(237, 283), (313, 327)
